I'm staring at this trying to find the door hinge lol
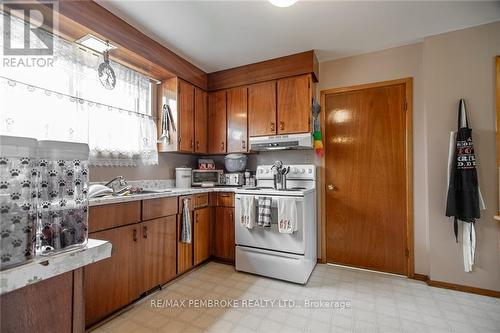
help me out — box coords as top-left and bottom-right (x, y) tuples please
(405, 248), (410, 257)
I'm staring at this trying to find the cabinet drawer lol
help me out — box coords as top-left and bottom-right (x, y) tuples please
(193, 193), (209, 209)
(216, 192), (234, 207)
(89, 201), (141, 233)
(142, 197), (178, 221)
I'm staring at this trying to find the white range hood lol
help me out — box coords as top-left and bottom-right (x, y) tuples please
(249, 133), (313, 151)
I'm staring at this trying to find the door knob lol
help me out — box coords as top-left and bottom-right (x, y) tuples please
(327, 184), (336, 191)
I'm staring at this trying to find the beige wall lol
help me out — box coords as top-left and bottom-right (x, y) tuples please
(90, 152), (197, 182)
(318, 43), (429, 275)
(424, 21), (500, 291)
(318, 21), (500, 291)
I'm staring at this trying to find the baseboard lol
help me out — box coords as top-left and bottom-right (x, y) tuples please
(427, 279), (500, 298)
(411, 273), (429, 282)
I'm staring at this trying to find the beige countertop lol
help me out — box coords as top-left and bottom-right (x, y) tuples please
(89, 187), (239, 206)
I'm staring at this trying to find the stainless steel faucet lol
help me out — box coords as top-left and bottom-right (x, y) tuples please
(105, 176), (131, 196)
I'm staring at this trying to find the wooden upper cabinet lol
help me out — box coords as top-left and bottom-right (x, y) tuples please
(227, 86), (248, 153)
(208, 90), (227, 154)
(178, 79), (195, 152)
(248, 81), (277, 137)
(277, 74), (312, 134)
(194, 87), (208, 153)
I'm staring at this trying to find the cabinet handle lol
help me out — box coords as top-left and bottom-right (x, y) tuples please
(133, 229), (138, 242)
(229, 212), (233, 220)
(196, 141), (200, 150)
(279, 121), (284, 130)
(220, 142), (225, 151)
(271, 122), (275, 131)
(143, 225), (148, 239)
(196, 214), (199, 224)
(178, 136), (181, 144)
(242, 140), (246, 149)
(190, 139), (193, 148)
(219, 194), (230, 197)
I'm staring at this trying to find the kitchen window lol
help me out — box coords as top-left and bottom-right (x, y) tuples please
(0, 13), (158, 167)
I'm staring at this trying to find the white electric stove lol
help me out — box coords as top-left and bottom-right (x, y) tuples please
(234, 164), (317, 284)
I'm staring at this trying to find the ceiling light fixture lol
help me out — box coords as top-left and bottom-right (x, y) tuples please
(269, 0), (298, 8)
(75, 34), (117, 53)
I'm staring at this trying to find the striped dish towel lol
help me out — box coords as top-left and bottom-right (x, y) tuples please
(180, 198), (192, 243)
(258, 196), (272, 228)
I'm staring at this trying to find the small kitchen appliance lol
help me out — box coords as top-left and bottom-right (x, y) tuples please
(224, 172), (244, 186)
(175, 167), (192, 188)
(224, 153), (247, 172)
(191, 169), (224, 187)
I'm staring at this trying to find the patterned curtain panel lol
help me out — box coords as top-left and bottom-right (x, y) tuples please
(0, 13), (158, 166)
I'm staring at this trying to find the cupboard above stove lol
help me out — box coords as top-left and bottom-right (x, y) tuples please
(157, 51), (318, 154)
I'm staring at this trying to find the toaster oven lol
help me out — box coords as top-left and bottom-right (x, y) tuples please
(191, 169), (224, 186)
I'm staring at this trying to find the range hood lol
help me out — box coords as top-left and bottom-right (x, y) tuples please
(249, 133), (313, 151)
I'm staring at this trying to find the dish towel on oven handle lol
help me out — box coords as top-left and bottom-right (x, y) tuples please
(257, 196), (272, 228)
(277, 197), (297, 234)
(180, 198), (192, 243)
(240, 195), (256, 229)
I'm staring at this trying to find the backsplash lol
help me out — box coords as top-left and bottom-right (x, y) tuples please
(89, 153), (197, 182)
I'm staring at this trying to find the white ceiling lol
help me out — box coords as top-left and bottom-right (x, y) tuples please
(96, 0), (500, 73)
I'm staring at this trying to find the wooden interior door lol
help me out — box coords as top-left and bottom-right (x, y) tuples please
(194, 87), (208, 153)
(142, 216), (176, 291)
(208, 90), (227, 153)
(248, 81), (276, 136)
(194, 207), (211, 265)
(277, 74), (311, 134)
(178, 79), (194, 152)
(227, 86), (248, 152)
(325, 81), (409, 275)
(213, 207), (235, 261)
(84, 224), (139, 327)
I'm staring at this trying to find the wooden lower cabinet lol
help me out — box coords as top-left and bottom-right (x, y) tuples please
(0, 270), (80, 333)
(194, 207), (210, 265)
(213, 206), (235, 261)
(141, 216), (177, 292)
(85, 217), (177, 328)
(84, 224), (140, 327)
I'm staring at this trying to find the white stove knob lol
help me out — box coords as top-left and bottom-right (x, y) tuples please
(301, 169), (305, 174)
(259, 169), (264, 174)
(265, 169), (269, 173)
(293, 168), (298, 173)
(308, 168), (312, 174)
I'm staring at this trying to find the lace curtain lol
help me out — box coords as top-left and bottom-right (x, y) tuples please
(0, 13), (158, 166)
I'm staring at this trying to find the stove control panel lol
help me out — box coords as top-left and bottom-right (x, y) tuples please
(255, 164), (316, 180)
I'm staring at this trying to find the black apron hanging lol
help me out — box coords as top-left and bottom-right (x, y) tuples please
(445, 99), (480, 241)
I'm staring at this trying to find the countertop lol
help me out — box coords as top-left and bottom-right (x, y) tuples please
(0, 239), (112, 295)
(89, 187), (239, 206)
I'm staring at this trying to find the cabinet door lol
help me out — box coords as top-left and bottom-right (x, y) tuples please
(277, 74), (312, 134)
(178, 79), (195, 152)
(213, 207), (235, 261)
(248, 81), (277, 137)
(194, 207), (211, 265)
(142, 216), (177, 292)
(194, 87), (208, 153)
(177, 197), (193, 274)
(227, 86), (248, 153)
(208, 90), (227, 154)
(84, 224), (140, 327)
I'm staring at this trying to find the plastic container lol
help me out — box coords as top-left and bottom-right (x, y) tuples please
(224, 154), (247, 172)
(0, 135), (38, 270)
(175, 167), (192, 188)
(37, 140), (90, 255)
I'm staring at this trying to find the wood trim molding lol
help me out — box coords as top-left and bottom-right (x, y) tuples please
(207, 50), (318, 91)
(319, 78), (414, 277)
(428, 279), (500, 298)
(51, 0), (208, 89)
(411, 273), (429, 282)
(496, 56), (500, 167)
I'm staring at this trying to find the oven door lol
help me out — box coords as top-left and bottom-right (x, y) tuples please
(235, 194), (305, 254)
